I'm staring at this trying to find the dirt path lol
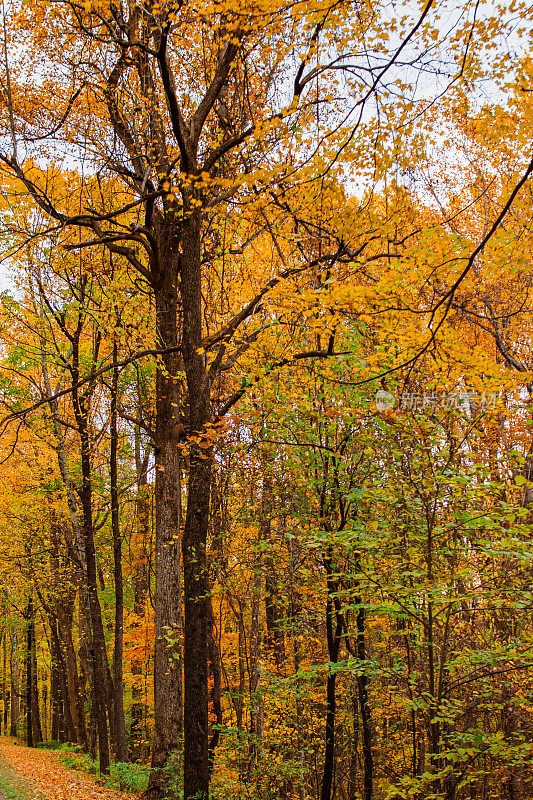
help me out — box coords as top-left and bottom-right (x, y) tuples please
(0, 739), (136, 800)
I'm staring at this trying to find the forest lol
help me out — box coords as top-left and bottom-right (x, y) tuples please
(0, 0), (532, 799)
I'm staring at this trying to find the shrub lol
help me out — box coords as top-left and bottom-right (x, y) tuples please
(36, 740), (61, 750)
(107, 762), (150, 793)
(58, 750), (99, 776)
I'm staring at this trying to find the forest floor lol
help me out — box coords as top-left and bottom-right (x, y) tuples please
(0, 739), (137, 800)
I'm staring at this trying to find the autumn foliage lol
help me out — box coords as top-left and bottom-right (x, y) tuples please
(0, 1), (532, 799)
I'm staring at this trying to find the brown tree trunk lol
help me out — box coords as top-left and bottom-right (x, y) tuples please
(25, 597), (34, 748)
(10, 629), (19, 737)
(264, 497), (285, 669)
(31, 627), (43, 745)
(40, 338), (93, 753)
(111, 339), (127, 762)
(51, 657), (61, 742)
(293, 635), (306, 800)
(78, 593), (97, 758)
(57, 600), (87, 747)
(131, 428), (150, 760)
(181, 210), (212, 800)
(355, 600), (373, 800)
(73, 380), (111, 774)
(321, 547), (342, 800)
(48, 614), (77, 743)
(207, 596), (222, 779)
(1, 630), (5, 736)
(148, 235), (183, 796)
(247, 513), (265, 783)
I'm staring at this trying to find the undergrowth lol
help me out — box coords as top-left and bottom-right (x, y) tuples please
(56, 743), (150, 793)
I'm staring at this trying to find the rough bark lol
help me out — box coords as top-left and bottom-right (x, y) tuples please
(25, 597), (34, 747)
(264, 495), (285, 668)
(321, 546), (342, 800)
(10, 629), (19, 737)
(31, 627), (43, 745)
(51, 657), (61, 742)
(49, 615), (77, 743)
(1, 631), (5, 736)
(247, 522), (265, 783)
(148, 231), (183, 796)
(181, 210), (212, 800)
(207, 596), (222, 779)
(57, 600), (87, 747)
(40, 335), (94, 752)
(111, 339), (127, 762)
(131, 427), (150, 759)
(355, 600), (373, 800)
(72, 369), (111, 774)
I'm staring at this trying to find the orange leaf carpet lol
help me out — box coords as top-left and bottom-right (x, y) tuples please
(0, 739), (137, 800)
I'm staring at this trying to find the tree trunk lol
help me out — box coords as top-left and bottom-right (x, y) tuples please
(148, 235), (183, 796)
(294, 634), (306, 800)
(1, 630), (5, 736)
(78, 595), (97, 758)
(74, 387), (111, 774)
(10, 629), (19, 737)
(51, 656), (61, 742)
(31, 627), (43, 745)
(207, 596), (222, 779)
(57, 601), (87, 747)
(131, 430), (150, 760)
(25, 597), (33, 748)
(41, 339), (96, 754)
(48, 612), (77, 743)
(111, 339), (127, 762)
(356, 601), (373, 800)
(321, 547), (341, 800)
(247, 525), (264, 783)
(181, 210), (212, 800)
(264, 498), (285, 669)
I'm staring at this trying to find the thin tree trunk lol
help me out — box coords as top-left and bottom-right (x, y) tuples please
(51, 657), (61, 742)
(111, 339), (127, 762)
(75, 394), (111, 773)
(25, 597), (34, 747)
(78, 595), (97, 758)
(70, 324), (112, 774)
(10, 629), (19, 737)
(294, 635), (306, 800)
(1, 630), (5, 736)
(321, 546), (341, 800)
(40, 336), (95, 753)
(355, 600), (373, 800)
(264, 502), (285, 669)
(58, 602), (87, 747)
(31, 625), (43, 745)
(289, 531), (306, 800)
(247, 520), (265, 783)
(207, 596), (222, 779)
(131, 428), (150, 759)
